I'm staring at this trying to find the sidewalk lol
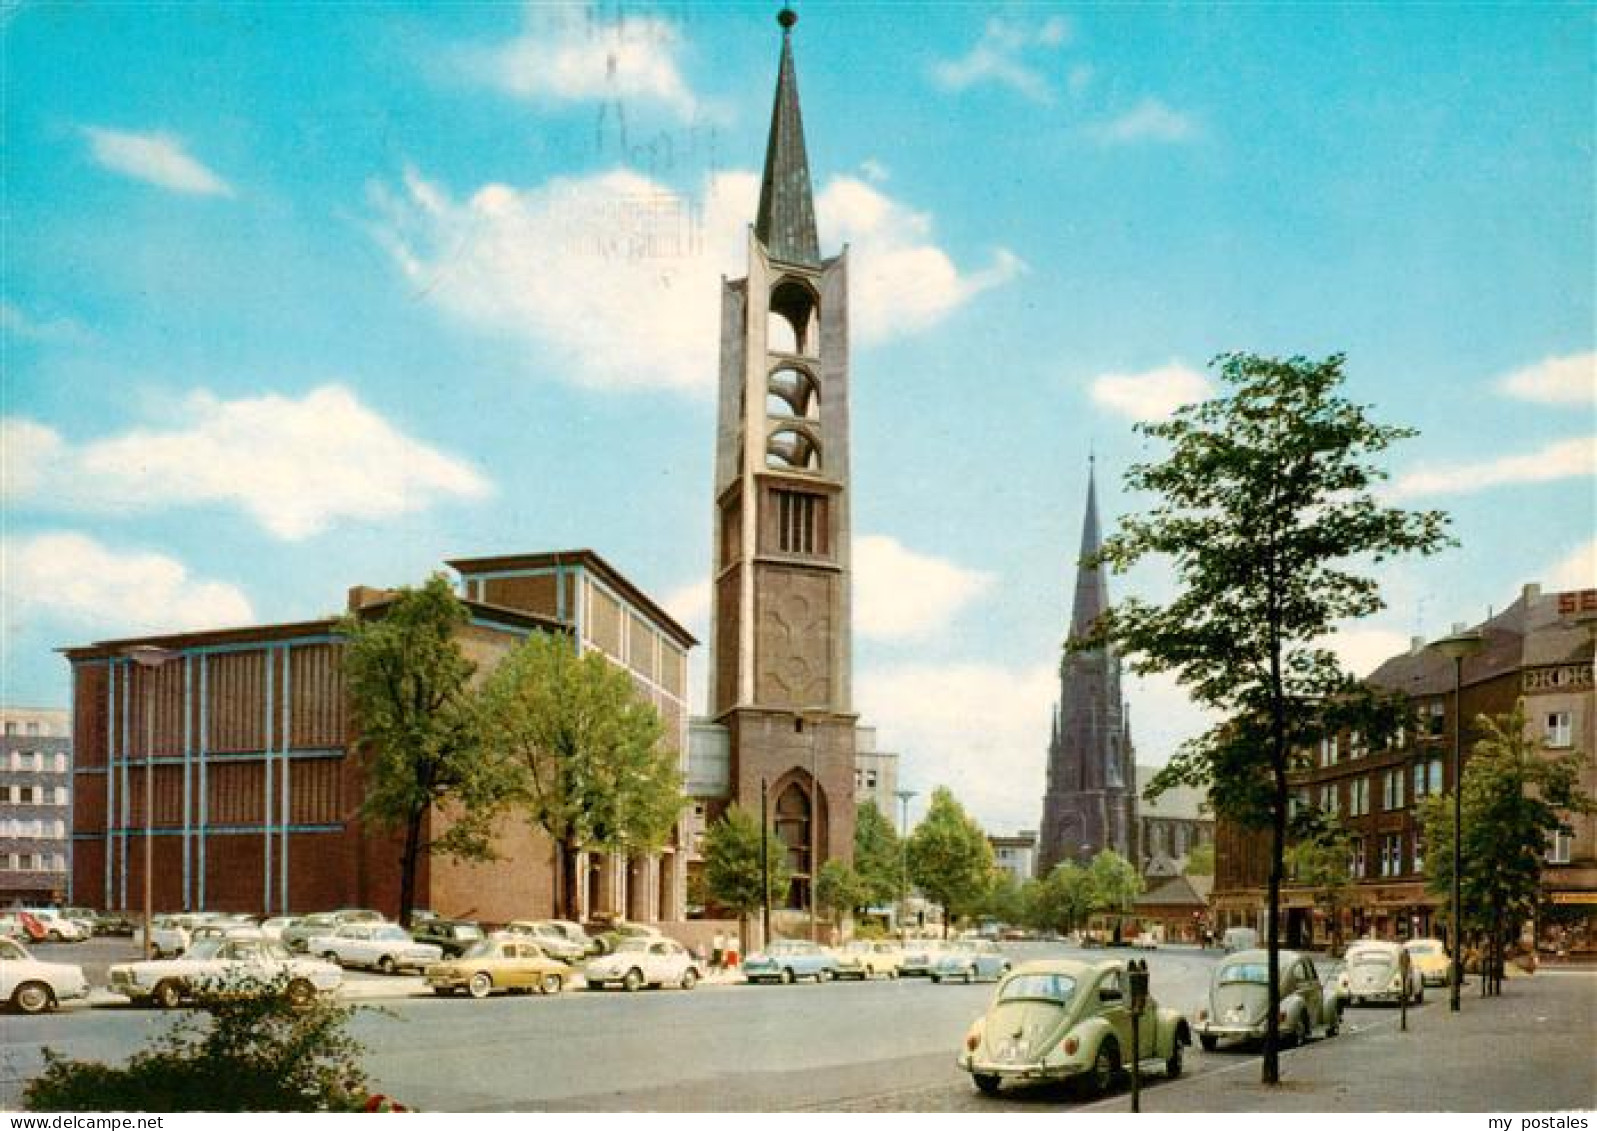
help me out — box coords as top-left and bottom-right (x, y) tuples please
(1085, 970), (1597, 1113)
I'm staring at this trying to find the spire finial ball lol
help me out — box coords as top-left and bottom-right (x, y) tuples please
(778, 8), (797, 30)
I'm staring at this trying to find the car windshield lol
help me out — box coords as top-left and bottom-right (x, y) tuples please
(1351, 953), (1393, 967)
(1407, 941), (1442, 955)
(461, 940), (501, 960)
(0, 938), (28, 960)
(373, 927), (411, 942)
(1219, 962), (1270, 985)
(769, 942), (810, 954)
(184, 939), (225, 961)
(998, 973), (1077, 1004)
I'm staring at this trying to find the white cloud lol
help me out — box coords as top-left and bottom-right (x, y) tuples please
(931, 16), (1071, 103)
(855, 535), (993, 642)
(3, 386), (491, 540)
(0, 300), (88, 344)
(1, 532), (254, 638)
(372, 166), (1021, 393)
(661, 579), (710, 637)
(859, 661), (1057, 832)
(1496, 352), (1596, 405)
(1392, 435), (1596, 498)
(1, 418), (66, 500)
(81, 126), (233, 196)
(1089, 362), (1212, 421)
(1545, 538), (1597, 591)
(1323, 626), (1413, 680)
(1089, 97), (1199, 145)
(455, 5), (695, 116)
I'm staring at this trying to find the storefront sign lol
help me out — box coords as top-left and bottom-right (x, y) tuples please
(1550, 891), (1597, 905)
(1556, 589), (1597, 614)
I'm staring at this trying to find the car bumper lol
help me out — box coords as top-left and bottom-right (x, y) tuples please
(1349, 989), (1406, 1002)
(1418, 971), (1447, 986)
(959, 1054), (1082, 1083)
(1194, 1020), (1267, 1039)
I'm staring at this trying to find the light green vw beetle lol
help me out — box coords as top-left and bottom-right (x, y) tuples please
(958, 959), (1191, 1097)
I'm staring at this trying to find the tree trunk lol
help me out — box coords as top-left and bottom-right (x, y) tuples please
(560, 837), (582, 922)
(398, 804), (424, 929)
(1264, 755), (1286, 1085)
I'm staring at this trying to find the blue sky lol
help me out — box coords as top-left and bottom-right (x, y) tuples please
(4, 2), (1593, 832)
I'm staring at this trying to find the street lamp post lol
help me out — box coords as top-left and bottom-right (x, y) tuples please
(1428, 626), (1483, 1014)
(895, 789), (916, 942)
(125, 645), (181, 960)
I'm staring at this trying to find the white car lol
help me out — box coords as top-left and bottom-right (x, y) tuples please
(20, 910), (87, 943)
(307, 924), (442, 974)
(108, 937), (343, 1009)
(493, 921), (589, 963)
(1344, 939), (1425, 1006)
(0, 937), (89, 1014)
(584, 937), (702, 992)
(259, 916), (296, 941)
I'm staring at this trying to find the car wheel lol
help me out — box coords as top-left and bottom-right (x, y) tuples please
(1414, 984), (1424, 1005)
(1165, 1040), (1184, 1079)
(1199, 1034), (1218, 1053)
(1088, 1037), (1121, 1096)
(779, 967), (795, 985)
(1295, 1015), (1310, 1047)
(540, 972), (564, 995)
(377, 955), (396, 976)
(973, 1073), (1002, 1096)
(818, 968), (833, 983)
(468, 972), (493, 999)
(153, 979), (183, 1010)
(285, 979), (316, 1010)
(931, 974), (942, 984)
(1325, 1011), (1339, 1037)
(10, 981), (53, 1015)
(622, 968), (645, 993)
(679, 967), (698, 991)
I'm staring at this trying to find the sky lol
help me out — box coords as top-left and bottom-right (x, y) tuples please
(3, 2), (1593, 834)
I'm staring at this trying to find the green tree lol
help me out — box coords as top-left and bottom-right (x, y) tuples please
(907, 787), (995, 938)
(852, 799), (904, 909)
(1088, 352), (1451, 1082)
(816, 859), (869, 922)
(1285, 824), (1352, 954)
(1022, 861), (1098, 935)
(1182, 841), (1215, 877)
(1418, 709), (1592, 994)
(339, 575), (515, 927)
(979, 871), (1025, 925)
(479, 632), (685, 921)
(1088, 849), (1144, 939)
(702, 805), (791, 950)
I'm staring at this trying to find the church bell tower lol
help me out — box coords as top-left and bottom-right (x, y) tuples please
(708, 9), (856, 906)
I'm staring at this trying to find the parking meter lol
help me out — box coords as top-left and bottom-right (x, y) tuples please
(1128, 959), (1149, 1112)
(1399, 947), (1411, 1031)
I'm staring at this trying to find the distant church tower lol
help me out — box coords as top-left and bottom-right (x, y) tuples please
(1038, 461), (1137, 874)
(707, 9), (856, 908)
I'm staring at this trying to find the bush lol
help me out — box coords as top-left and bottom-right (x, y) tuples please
(25, 976), (385, 1112)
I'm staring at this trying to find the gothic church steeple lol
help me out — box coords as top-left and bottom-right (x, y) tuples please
(754, 9), (821, 267)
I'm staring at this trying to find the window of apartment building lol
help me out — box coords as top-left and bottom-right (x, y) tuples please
(51, 853), (65, 872)
(1412, 836), (1425, 874)
(51, 819), (64, 838)
(1428, 758), (1443, 794)
(1319, 737), (1336, 767)
(1350, 838), (1366, 878)
(1545, 711), (1574, 749)
(1427, 701), (1446, 737)
(52, 753), (67, 772)
(25, 722), (39, 736)
(15, 786), (33, 805)
(54, 787), (67, 806)
(3, 722), (15, 735)
(1349, 730), (1366, 759)
(1383, 769), (1404, 811)
(21, 854), (39, 871)
(1319, 784), (1338, 814)
(1350, 777), (1370, 816)
(1392, 725), (1407, 751)
(1546, 829), (1573, 865)
(1380, 833), (1402, 877)
(3, 853), (16, 870)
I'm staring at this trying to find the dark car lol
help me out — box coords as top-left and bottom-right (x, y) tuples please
(411, 919), (485, 958)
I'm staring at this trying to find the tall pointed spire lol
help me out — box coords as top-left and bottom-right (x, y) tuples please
(754, 9), (821, 266)
(1068, 458), (1110, 642)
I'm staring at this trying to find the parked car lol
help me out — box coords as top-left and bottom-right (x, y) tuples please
(1221, 927), (1258, 953)
(0, 914), (39, 942)
(411, 919), (485, 958)
(189, 923), (265, 946)
(259, 916), (296, 941)
(59, 907), (99, 936)
(832, 940), (903, 980)
(89, 911), (136, 937)
(589, 919), (662, 956)
(931, 939), (1010, 984)
(0, 936), (89, 1014)
(742, 939), (839, 984)
(899, 940), (947, 977)
(584, 937), (702, 992)
(134, 913), (203, 958)
(308, 923), (442, 974)
(542, 919), (603, 955)
(426, 939), (571, 998)
(107, 936), (342, 1009)
(279, 909), (386, 953)
(958, 959), (1191, 1097)
(493, 921), (588, 963)
(1193, 949), (1338, 1050)
(20, 909), (87, 943)
(1403, 937), (1451, 987)
(1344, 939), (1424, 1006)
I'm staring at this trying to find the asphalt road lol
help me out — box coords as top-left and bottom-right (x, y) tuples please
(7, 941), (1585, 1112)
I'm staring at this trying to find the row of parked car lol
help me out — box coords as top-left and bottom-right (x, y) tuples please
(957, 936), (1448, 1099)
